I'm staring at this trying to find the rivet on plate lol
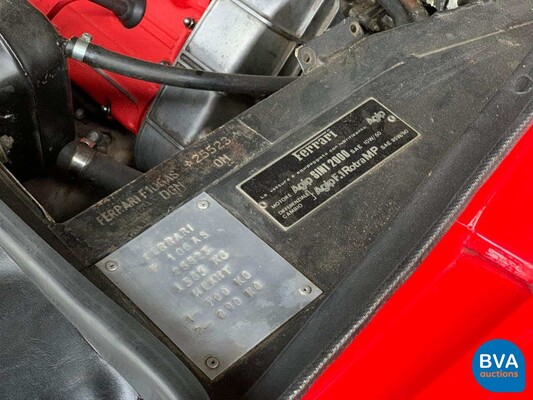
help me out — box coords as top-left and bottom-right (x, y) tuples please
(205, 356), (220, 369)
(197, 200), (210, 209)
(387, 115), (397, 123)
(105, 261), (118, 272)
(300, 285), (312, 295)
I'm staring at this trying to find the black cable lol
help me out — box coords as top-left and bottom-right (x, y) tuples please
(64, 38), (297, 97)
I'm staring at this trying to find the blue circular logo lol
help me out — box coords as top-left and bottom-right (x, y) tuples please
(472, 339), (525, 392)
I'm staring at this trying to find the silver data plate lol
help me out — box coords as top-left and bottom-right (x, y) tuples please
(96, 193), (321, 379)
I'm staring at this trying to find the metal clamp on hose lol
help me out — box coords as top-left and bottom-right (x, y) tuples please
(70, 33), (93, 62)
(60, 141), (96, 178)
(57, 141), (142, 194)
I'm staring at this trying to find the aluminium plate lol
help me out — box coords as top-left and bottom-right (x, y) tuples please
(96, 193), (321, 379)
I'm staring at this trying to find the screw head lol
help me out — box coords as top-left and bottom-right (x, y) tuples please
(105, 261), (118, 272)
(74, 108), (85, 120)
(205, 356), (219, 369)
(183, 17), (196, 29)
(299, 48), (315, 66)
(300, 285), (312, 295)
(87, 130), (102, 143)
(197, 200), (210, 210)
(80, 33), (93, 44)
(368, 21), (380, 32)
(349, 22), (360, 36)
(101, 105), (111, 116)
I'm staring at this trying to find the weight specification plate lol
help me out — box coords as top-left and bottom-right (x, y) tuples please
(240, 99), (419, 228)
(96, 193), (321, 379)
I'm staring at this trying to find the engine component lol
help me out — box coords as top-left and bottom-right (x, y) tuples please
(135, 0), (341, 170)
(350, 0), (428, 31)
(47, 0), (147, 28)
(377, 0), (411, 26)
(426, 0), (468, 11)
(399, 0), (429, 22)
(29, 0), (210, 132)
(57, 141), (142, 194)
(0, 1), (74, 180)
(89, 0), (146, 28)
(349, 0), (394, 32)
(30, 0), (340, 171)
(64, 37), (296, 96)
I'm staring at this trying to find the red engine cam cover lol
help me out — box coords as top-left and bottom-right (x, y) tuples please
(30, 0), (209, 133)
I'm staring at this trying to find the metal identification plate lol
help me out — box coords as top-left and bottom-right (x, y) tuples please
(96, 193), (321, 379)
(239, 99), (419, 228)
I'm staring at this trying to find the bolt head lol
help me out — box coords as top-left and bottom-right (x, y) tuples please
(87, 130), (102, 143)
(74, 108), (85, 120)
(80, 32), (93, 42)
(183, 17), (196, 29)
(369, 22), (380, 32)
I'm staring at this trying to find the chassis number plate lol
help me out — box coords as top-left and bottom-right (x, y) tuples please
(96, 193), (321, 379)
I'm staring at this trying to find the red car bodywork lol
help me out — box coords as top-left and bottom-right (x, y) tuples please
(305, 123), (533, 399)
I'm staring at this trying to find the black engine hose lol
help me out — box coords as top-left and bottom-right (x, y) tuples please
(57, 142), (142, 194)
(91, 0), (127, 15)
(64, 38), (297, 97)
(90, 0), (146, 28)
(47, 0), (146, 28)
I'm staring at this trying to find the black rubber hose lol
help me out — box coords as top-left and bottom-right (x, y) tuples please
(91, 0), (127, 15)
(64, 38), (296, 97)
(57, 142), (142, 194)
(90, 0), (146, 28)
(377, 0), (411, 27)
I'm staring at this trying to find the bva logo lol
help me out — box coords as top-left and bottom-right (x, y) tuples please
(472, 339), (525, 392)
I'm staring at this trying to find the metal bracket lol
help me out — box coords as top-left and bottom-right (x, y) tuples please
(296, 18), (364, 74)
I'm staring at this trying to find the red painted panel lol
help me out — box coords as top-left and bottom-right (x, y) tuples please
(305, 122), (533, 399)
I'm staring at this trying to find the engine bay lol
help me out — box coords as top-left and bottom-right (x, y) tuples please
(1, 0), (533, 399)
